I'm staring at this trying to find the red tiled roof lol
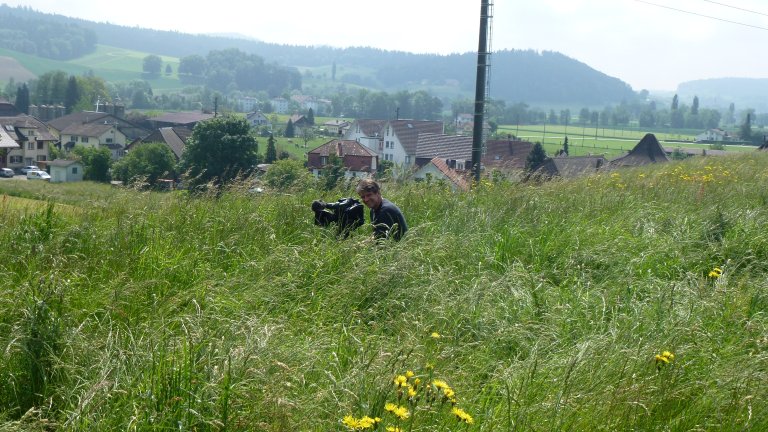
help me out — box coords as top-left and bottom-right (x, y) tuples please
(353, 119), (388, 137)
(428, 157), (469, 191)
(308, 139), (377, 157)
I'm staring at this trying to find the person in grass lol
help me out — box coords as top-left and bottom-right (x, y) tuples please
(356, 178), (408, 241)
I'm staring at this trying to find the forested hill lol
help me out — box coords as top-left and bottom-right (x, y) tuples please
(0, 5), (638, 105)
(678, 78), (768, 112)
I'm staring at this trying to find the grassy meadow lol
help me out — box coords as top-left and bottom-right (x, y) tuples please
(1, 153), (768, 430)
(499, 124), (756, 158)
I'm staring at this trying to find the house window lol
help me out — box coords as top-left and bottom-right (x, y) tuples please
(72, 167), (78, 174)
(106, 138), (113, 143)
(27, 142), (35, 150)
(386, 126), (391, 136)
(36, 155), (46, 161)
(37, 142), (44, 150)
(405, 156), (411, 164)
(81, 137), (89, 143)
(10, 155), (22, 163)
(321, 156), (328, 165)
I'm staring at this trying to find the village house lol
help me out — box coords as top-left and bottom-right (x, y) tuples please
(288, 114), (312, 136)
(482, 139), (534, 171)
(58, 122), (129, 159)
(322, 119), (350, 137)
(695, 128), (730, 143)
(47, 111), (149, 143)
(344, 119), (443, 167)
(604, 133), (669, 169)
(414, 133), (472, 169)
(270, 97), (290, 114)
(129, 126), (193, 161)
(246, 111), (272, 129)
(413, 157), (470, 191)
(0, 113), (58, 171)
(306, 139), (378, 178)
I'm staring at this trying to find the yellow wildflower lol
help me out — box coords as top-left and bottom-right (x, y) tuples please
(431, 332), (441, 339)
(386, 427), (402, 432)
(407, 384), (417, 398)
(432, 379), (449, 389)
(451, 407), (475, 424)
(655, 350), (675, 369)
(385, 403), (410, 420)
(405, 370), (415, 378)
(708, 267), (723, 278)
(394, 375), (408, 388)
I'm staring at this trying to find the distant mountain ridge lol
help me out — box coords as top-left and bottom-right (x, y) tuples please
(0, 4), (638, 106)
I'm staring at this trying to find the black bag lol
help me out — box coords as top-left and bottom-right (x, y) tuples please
(312, 197), (365, 237)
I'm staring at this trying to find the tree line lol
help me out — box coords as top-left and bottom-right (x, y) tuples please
(0, 5), (96, 60)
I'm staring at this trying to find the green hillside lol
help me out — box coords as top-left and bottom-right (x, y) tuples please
(0, 44), (185, 93)
(1, 153), (767, 430)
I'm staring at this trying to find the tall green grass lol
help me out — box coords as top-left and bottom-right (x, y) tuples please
(1, 153), (767, 430)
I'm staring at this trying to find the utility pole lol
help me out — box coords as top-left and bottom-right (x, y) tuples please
(471, 0), (492, 183)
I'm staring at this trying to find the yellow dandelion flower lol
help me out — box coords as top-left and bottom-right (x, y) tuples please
(407, 385), (417, 398)
(358, 416), (378, 429)
(451, 407), (475, 424)
(431, 332), (441, 339)
(405, 370), (415, 378)
(413, 378), (421, 386)
(385, 404), (410, 420)
(386, 427), (402, 432)
(342, 415), (358, 429)
(432, 379), (449, 389)
(394, 375), (408, 388)
(708, 267), (723, 278)
(662, 351), (674, 360)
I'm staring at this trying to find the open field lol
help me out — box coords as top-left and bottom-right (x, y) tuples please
(500, 124), (757, 158)
(0, 45), (184, 93)
(1, 153), (767, 430)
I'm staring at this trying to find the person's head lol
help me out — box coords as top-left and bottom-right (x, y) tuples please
(356, 178), (382, 209)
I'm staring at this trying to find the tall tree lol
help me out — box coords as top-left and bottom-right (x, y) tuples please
(112, 142), (176, 186)
(64, 76), (80, 114)
(525, 142), (547, 171)
(740, 113), (752, 142)
(265, 134), (277, 163)
(14, 83), (30, 114)
(691, 96), (699, 115)
(142, 55), (162, 77)
(72, 145), (112, 182)
(671, 94), (679, 111)
(285, 119), (295, 138)
(307, 107), (315, 125)
(180, 116), (260, 188)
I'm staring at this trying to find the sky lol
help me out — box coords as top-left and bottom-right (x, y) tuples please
(4, 0), (768, 91)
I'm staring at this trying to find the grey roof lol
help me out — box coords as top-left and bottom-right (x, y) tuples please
(0, 126), (18, 148)
(606, 133), (669, 168)
(61, 122), (114, 137)
(482, 139), (534, 169)
(148, 112), (214, 125)
(535, 156), (606, 178)
(0, 114), (57, 141)
(389, 120), (444, 155)
(0, 102), (21, 117)
(138, 127), (191, 160)
(415, 133), (472, 160)
(353, 119), (388, 137)
(47, 159), (83, 167)
(46, 111), (110, 132)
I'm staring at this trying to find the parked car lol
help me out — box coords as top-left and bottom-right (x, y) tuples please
(26, 170), (51, 181)
(0, 168), (14, 178)
(20, 165), (40, 174)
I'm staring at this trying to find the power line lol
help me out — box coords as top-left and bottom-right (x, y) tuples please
(699, 0), (768, 18)
(633, 0), (768, 31)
